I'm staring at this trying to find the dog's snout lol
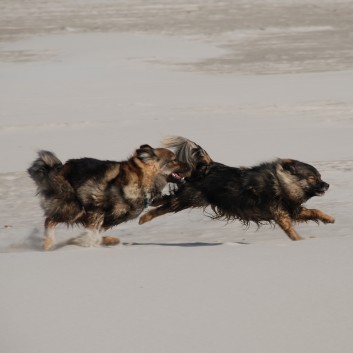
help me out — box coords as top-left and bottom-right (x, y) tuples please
(321, 181), (329, 191)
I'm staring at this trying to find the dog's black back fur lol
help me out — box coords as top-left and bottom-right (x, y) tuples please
(64, 158), (119, 186)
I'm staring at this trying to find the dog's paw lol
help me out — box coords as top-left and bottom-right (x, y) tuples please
(43, 238), (54, 251)
(139, 213), (152, 225)
(101, 236), (120, 246)
(321, 215), (335, 224)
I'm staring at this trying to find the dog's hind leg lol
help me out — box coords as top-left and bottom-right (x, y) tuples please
(139, 194), (174, 224)
(43, 218), (57, 251)
(140, 186), (207, 225)
(139, 204), (173, 224)
(275, 213), (303, 241)
(139, 195), (199, 225)
(296, 207), (335, 224)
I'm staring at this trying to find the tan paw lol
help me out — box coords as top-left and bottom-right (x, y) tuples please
(139, 213), (152, 225)
(43, 238), (54, 251)
(101, 236), (120, 246)
(322, 215), (335, 224)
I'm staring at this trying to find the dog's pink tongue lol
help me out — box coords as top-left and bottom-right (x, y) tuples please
(172, 172), (182, 180)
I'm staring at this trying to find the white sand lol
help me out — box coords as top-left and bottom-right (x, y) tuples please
(1, 1), (353, 352)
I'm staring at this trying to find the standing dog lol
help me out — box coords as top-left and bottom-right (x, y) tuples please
(28, 144), (189, 250)
(139, 137), (335, 240)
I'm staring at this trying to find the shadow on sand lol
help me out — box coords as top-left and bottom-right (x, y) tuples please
(122, 241), (249, 247)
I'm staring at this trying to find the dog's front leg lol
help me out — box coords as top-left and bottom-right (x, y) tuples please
(67, 213), (118, 247)
(296, 207), (335, 224)
(275, 213), (303, 241)
(101, 236), (120, 246)
(43, 217), (58, 250)
(68, 228), (101, 247)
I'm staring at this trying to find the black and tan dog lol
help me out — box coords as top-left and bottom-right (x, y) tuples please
(28, 145), (189, 250)
(139, 136), (335, 240)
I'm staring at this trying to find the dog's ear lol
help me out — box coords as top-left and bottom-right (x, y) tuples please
(192, 148), (213, 169)
(139, 144), (153, 150)
(135, 145), (157, 162)
(281, 159), (297, 175)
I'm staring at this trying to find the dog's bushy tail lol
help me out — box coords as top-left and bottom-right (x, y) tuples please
(162, 136), (213, 171)
(28, 151), (63, 190)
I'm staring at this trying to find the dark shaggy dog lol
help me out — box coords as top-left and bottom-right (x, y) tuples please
(139, 137), (335, 240)
(28, 145), (189, 250)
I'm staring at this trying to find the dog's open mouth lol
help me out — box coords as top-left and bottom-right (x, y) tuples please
(171, 172), (184, 181)
(167, 170), (189, 183)
(167, 164), (191, 183)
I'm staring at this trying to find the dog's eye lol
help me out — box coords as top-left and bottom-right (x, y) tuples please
(163, 160), (174, 167)
(308, 176), (318, 182)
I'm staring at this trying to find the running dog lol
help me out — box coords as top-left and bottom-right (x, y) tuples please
(28, 144), (189, 250)
(139, 137), (335, 240)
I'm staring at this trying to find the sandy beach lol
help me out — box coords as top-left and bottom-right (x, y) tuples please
(1, 1), (353, 352)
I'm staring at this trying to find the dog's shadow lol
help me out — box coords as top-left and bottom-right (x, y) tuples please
(1, 230), (249, 253)
(122, 241), (249, 247)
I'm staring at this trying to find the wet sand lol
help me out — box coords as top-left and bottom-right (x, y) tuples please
(1, 0), (353, 74)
